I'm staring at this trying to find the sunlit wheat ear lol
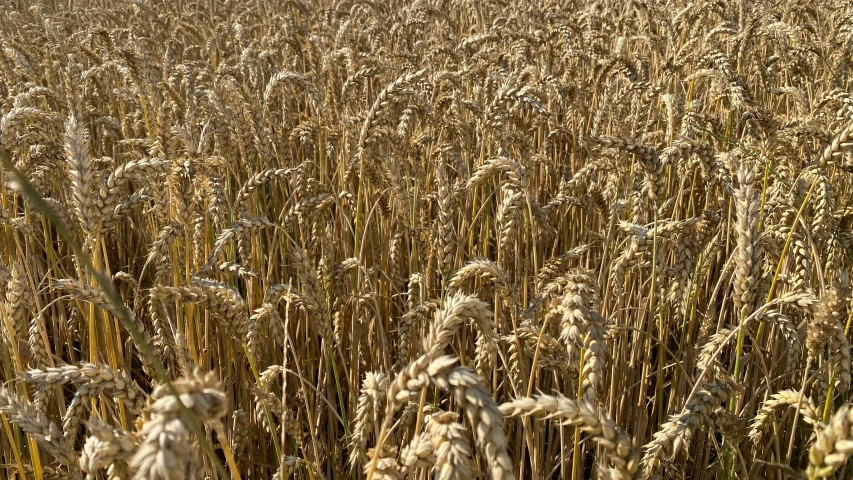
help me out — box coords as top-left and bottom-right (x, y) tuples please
(80, 417), (136, 480)
(505, 322), (571, 376)
(63, 379), (146, 440)
(247, 302), (284, 361)
(400, 432), (437, 473)
(496, 184), (524, 257)
(424, 292), (496, 359)
(463, 157), (522, 192)
(291, 246), (334, 344)
(5, 261), (34, 358)
(557, 269), (603, 366)
(350, 372), (389, 472)
(588, 135), (663, 204)
(819, 122), (853, 168)
(147, 288), (176, 363)
(356, 69), (427, 161)
(64, 113), (100, 242)
(808, 273), (850, 358)
(3, 211), (37, 236)
(0, 105), (60, 153)
(642, 377), (738, 477)
(199, 261), (259, 280)
(710, 406), (746, 449)
(145, 222), (181, 268)
(39, 197), (80, 237)
(425, 410), (474, 480)
(830, 321), (852, 393)
(609, 225), (653, 298)
(438, 278), (500, 378)
(500, 394), (639, 479)
(96, 157), (170, 233)
(580, 320), (608, 403)
(27, 311), (50, 369)
(23, 362), (146, 422)
(449, 257), (510, 295)
(205, 216), (273, 267)
(536, 245), (590, 292)
(731, 163), (762, 320)
(430, 363), (515, 480)
(749, 390), (820, 443)
(380, 353), (514, 480)
(252, 381), (282, 435)
(808, 405), (853, 479)
(253, 365), (303, 445)
(232, 167), (297, 216)
(435, 162), (455, 279)
(264, 70), (322, 112)
(0, 386), (77, 469)
(52, 279), (155, 374)
(152, 279), (249, 339)
(364, 446), (404, 480)
(131, 372), (227, 480)
(695, 328), (731, 374)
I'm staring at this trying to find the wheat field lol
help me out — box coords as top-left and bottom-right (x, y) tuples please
(1, 0), (853, 479)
